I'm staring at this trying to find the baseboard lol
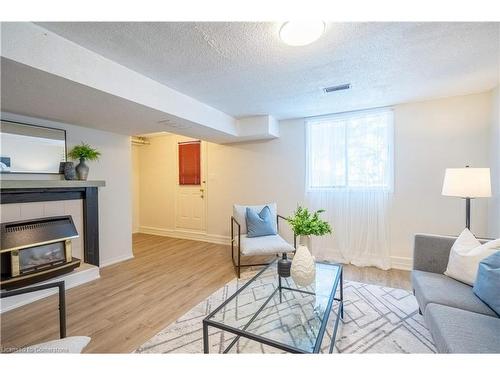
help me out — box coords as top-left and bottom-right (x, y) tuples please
(139, 226), (231, 245)
(0, 263), (100, 313)
(100, 254), (135, 268)
(138, 226), (413, 271)
(390, 256), (413, 271)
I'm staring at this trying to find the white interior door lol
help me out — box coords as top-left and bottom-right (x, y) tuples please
(175, 140), (206, 232)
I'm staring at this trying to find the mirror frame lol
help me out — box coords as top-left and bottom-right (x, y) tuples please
(0, 119), (67, 175)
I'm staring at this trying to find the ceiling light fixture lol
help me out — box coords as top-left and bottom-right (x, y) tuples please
(279, 21), (325, 46)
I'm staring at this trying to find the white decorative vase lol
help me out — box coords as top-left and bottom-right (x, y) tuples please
(291, 244), (316, 287)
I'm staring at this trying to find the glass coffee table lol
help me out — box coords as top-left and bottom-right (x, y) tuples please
(203, 260), (343, 353)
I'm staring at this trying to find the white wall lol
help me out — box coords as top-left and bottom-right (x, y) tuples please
(1, 112), (133, 267)
(132, 144), (141, 233)
(136, 134), (177, 231)
(134, 91), (494, 269)
(489, 87), (500, 238)
(390, 92), (491, 261)
(205, 120), (304, 245)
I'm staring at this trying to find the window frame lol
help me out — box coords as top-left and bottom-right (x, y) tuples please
(305, 108), (394, 192)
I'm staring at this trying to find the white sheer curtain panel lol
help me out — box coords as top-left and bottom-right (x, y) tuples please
(305, 109), (394, 270)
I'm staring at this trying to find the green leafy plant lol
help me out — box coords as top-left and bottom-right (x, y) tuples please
(68, 143), (101, 161)
(286, 206), (332, 236)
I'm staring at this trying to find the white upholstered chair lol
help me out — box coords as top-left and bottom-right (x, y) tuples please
(13, 336), (91, 354)
(231, 203), (296, 278)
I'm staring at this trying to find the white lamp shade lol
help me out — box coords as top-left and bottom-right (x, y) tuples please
(442, 168), (491, 198)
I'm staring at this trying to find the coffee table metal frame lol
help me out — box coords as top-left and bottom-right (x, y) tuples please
(202, 260), (343, 354)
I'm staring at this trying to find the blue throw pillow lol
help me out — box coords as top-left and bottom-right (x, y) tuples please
(473, 251), (500, 316)
(246, 206), (277, 238)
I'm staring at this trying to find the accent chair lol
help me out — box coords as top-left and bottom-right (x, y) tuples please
(231, 203), (296, 278)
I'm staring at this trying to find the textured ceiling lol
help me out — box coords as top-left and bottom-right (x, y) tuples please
(34, 22), (500, 119)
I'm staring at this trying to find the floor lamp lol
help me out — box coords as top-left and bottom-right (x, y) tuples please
(442, 166), (491, 230)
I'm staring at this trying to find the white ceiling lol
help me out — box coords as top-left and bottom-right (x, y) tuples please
(36, 22), (500, 120)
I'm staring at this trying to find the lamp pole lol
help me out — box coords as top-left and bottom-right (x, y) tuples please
(464, 165), (471, 230)
(465, 197), (471, 230)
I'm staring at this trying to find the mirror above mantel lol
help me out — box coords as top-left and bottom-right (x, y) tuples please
(0, 120), (67, 174)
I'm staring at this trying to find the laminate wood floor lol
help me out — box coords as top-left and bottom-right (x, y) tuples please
(1, 233), (411, 353)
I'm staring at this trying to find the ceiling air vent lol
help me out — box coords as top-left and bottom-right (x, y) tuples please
(323, 83), (351, 93)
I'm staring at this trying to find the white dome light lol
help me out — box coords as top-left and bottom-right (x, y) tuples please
(279, 21), (325, 46)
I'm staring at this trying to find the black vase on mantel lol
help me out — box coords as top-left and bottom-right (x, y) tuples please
(61, 162), (76, 180)
(75, 158), (89, 180)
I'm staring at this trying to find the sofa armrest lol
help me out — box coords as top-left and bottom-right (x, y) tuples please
(413, 234), (457, 274)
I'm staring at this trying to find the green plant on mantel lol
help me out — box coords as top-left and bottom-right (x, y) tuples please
(286, 206), (332, 236)
(68, 143), (101, 161)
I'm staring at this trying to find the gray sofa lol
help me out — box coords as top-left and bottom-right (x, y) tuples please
(412, 234), (500, 353)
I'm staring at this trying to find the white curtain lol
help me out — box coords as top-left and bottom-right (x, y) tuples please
(305, 109), (393, 270)
(306, 190), (391, 269)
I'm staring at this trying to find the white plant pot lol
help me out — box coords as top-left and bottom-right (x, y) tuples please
(291, 245), (316, 287)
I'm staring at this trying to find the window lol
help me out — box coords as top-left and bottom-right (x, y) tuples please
(306, 109), (393, 191)
(178, 141), (201, 185)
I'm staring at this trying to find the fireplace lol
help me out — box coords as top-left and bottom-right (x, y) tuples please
(1, 216), (81, 289)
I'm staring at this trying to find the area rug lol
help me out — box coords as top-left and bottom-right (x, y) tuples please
(136, 274), (436, 354)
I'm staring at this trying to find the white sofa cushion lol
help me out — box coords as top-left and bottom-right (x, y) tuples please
(14, 336), (91, 354)
(445, 229), (500, 286)
(233, 203), (277, 235)
(240, 234), (294, 256)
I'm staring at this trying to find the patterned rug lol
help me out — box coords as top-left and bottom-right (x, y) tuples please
(136, 273), (436, 354)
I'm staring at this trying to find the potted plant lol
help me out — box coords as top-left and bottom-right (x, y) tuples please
(286, 206), (332, 286)
(286, 206), (332, 249)
(68, 143), (101, 181)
